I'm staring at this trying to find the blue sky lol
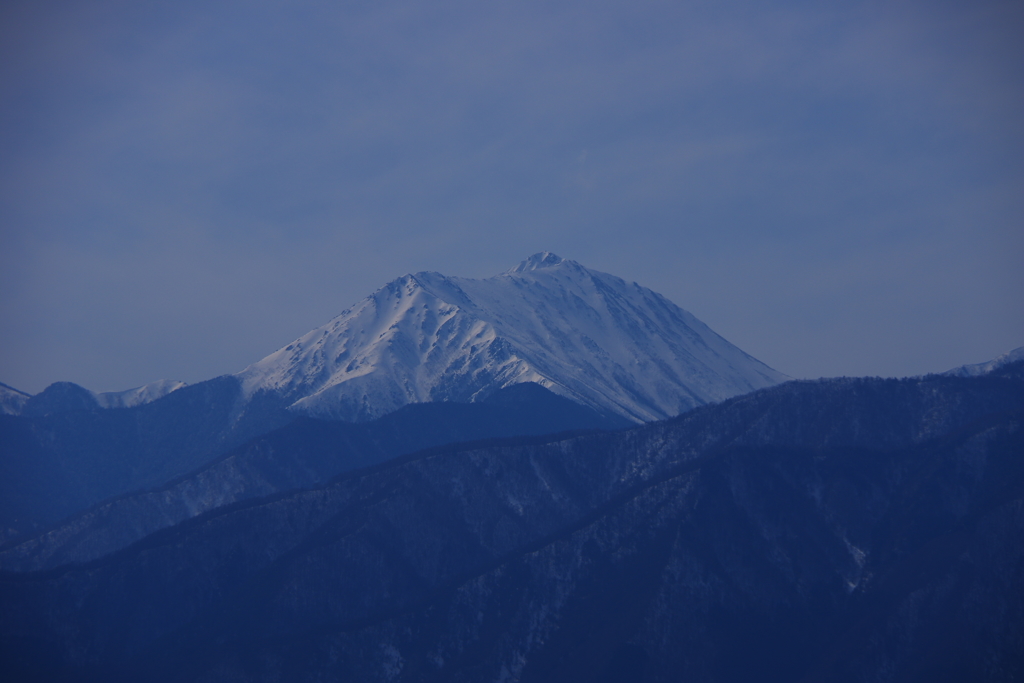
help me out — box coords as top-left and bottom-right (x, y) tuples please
(1, 0), (1022, 393)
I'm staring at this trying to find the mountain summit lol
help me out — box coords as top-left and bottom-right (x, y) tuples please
(237, 253), (788, 422)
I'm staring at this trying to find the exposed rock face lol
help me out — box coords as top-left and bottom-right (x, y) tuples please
(1, 367), (1021, 682)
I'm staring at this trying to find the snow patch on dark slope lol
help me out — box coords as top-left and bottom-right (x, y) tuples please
(237, 253), (789, 423)
(0, 383), (30, 416)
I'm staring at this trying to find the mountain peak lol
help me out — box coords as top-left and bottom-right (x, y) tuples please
(509, 252), (567, 273)
(237, 255), (788, 423)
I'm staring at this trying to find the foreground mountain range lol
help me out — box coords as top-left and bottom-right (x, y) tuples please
(2, 362), (1022, 682)
(1, 255), (1021, 681)
(0, 384), (625, 571)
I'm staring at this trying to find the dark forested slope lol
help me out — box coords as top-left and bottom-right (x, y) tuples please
(1, 367), (1022, 682)
(0, 382), (624, 569)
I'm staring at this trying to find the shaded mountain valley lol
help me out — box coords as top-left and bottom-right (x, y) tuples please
(0, 376), (287, 543)
(2, 365), (1022, 682)
(0, 382), (625, 571)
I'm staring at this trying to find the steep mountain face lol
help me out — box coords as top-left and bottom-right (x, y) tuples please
(2, 367), (1021, 682)
(237, 253), (788, 423)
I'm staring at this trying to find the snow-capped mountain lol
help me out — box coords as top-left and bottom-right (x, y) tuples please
(93, 379), (188, 409)
(237, 253), (788, 423)
(943, 346), (1024, 377)
(0, 379), (187, 416)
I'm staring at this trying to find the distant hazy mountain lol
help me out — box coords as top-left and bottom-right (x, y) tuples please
(237, 252), (788, 423)
(944, 345), (1024, 377)
(94, 379), (188, 409)
(3, 364), (1020, 682)
(1, 379), (186, 417)
(3, 253), (783, 425)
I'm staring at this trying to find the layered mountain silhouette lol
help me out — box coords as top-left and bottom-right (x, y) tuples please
(0, 383), (627, 570)
(2, 363), (1021, 682)
(0, 254), (783, 542)
(2, 256), (1020, 682)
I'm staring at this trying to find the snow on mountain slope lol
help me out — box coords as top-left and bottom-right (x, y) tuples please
(0, 379), (187, 416)
(93, 379), (188, 409)
(0, 382), (31, 415)
(943, 346), (1024, 377)
(237, 253), (789, 423)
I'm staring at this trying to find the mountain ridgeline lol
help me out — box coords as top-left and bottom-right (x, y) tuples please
(0, 254), (784, 543)
(2, 364), (1023, 682)
(1, 255), (1021, 682)
(0, 383), (627, 570)
(234, 252), (789, 423)
(0, 376), (292, 543)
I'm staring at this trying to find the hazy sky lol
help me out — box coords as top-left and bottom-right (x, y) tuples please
(1, 0), (1022, 394)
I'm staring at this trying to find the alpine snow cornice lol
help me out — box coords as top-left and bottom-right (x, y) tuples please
(237, 253), (788, 422)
